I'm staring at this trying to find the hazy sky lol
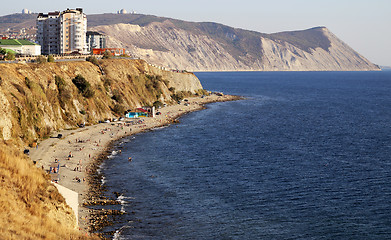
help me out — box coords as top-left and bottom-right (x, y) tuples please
(2, 0), (390, 66)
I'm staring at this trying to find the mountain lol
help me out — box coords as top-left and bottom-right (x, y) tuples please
(0, 13), (380, 71)
(0, 13), (37, 32)
(88, 14), (379, 71)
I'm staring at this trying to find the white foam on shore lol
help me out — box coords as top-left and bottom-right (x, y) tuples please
(117, 195), (127, 204)
(117, 195), (136, 213)
(113, 229), (121, 240)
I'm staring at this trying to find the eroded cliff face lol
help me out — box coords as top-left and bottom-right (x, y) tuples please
(0, 59), (203, 143)
(91, 23), (379, 72)
(258, 28), (378, 71)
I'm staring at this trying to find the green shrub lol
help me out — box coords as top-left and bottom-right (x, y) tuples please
(72, 75), (95, 98)
(102, 77), (112, 92)
(72, 75), (90, 92)
(102, 51), (112, 59)
(153, 101), (164, 108)
(55, 75), (72, 107)
(36, 55), (46, 63)
(5, 52), (15, 60)
(25, 77), (32, 89)
(82, 87), (95, 98)
(0, 47), (6, 55)
(47, 55), (55, 62)
(55, 75), (66, 89)
(111, 89), (122, 103)
(86, 56), (99, 65)
(113, 104), (125, 115)
(195, 89), (209, 96)
(171, 92), (184, 102)
(79, 110), (86, 115)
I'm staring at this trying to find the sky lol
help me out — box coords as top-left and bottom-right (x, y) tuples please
(2, 0), (390, 66)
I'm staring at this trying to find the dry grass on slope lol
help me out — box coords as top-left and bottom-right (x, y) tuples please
(0, 144), (96, 240)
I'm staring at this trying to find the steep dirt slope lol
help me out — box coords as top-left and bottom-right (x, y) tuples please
(0, 144), (91, 239)
(0, 59), (203, 145)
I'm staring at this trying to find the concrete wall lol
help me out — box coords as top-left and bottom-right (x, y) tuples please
(53, 182), (79, 227)
(22, 45), (41, 56)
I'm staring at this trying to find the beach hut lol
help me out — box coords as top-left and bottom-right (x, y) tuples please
(125, 108), (149, 118)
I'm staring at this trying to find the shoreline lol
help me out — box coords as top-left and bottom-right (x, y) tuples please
(29, 93), (241, 236)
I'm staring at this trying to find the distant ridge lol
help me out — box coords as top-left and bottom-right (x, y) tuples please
(0, 13), (380, 71)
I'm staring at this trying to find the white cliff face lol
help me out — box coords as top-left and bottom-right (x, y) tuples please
(91, 24), (379, 72)
(258, 28), (378, 71)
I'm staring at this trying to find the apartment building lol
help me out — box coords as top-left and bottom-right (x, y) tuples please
(86, 31), (106, 52)
(36, 8), (88, 55)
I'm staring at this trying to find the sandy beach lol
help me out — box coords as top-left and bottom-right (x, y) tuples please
(29, 94), (240, 233)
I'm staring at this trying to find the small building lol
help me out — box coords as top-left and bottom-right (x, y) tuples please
(125, 106), (156, 118)
(92, 48), (125, 56)
(86, 31), (106, 52)
(141, 106), (156, 118)
(125, 108), (148, 118)
(0, 39), (41, 55)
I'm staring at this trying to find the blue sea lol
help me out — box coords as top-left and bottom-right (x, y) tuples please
(101, 71), (391, 239)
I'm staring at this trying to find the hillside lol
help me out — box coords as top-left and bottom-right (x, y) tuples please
(0, 58), (202, 144)
(0, 13), (380, 71)
(0, 143), (91, 239)
(0, 59), (203, 238)
(88, 14), (379, 71)
(0, 13), (37, 32)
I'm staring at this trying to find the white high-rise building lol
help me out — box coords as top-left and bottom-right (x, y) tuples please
(36, 8), (88, 55)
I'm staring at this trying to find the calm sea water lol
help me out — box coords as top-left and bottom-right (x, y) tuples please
(101, 71), (391, 239)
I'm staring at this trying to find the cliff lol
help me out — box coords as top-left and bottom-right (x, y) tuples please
(86, 14), (379, 71)
(0, 59), (203, 144)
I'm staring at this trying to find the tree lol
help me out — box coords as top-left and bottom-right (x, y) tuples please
(153, 101), (164, 108)
(47, 55), (55, 62)
(72, 75), (95, 98)
(36, 55), (47, 63)
(86, 56), (99, 65)
(102, 50), (112, 59)
(0, 47), (6, 55)
(5, 52), (15, 61)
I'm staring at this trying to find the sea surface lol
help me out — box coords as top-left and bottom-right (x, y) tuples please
(100, 71), (391, 239)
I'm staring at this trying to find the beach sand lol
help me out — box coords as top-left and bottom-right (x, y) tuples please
(29, 94), (240, 233)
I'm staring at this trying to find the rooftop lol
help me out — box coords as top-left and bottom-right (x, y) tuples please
(0, 39), (38, 46)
